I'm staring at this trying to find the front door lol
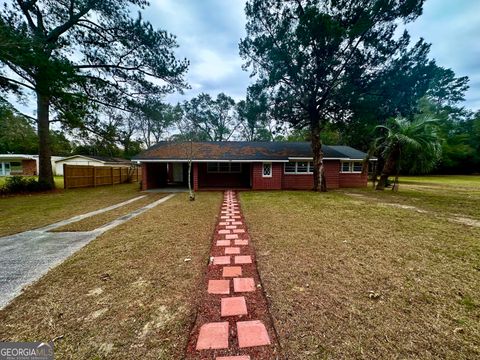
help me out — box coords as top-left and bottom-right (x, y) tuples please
(173, 163), (184, 182)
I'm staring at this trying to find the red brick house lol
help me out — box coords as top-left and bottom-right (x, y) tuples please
(134, 141), (370, 191)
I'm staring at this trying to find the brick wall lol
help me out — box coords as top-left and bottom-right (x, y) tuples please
(282, 161), (340, 189)
(21, 159), (37, 176)
(251, 163), (282, 190)
(339, 172), (368, 188)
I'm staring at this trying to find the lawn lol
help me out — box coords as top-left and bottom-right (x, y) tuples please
(0, 192), (221, 359)
(240, 179), (480, 359)
(0, 182), (142, 237)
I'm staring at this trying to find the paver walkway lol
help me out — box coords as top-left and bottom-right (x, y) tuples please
(0, 194), (175, 309)
(186, 190), (279, 359)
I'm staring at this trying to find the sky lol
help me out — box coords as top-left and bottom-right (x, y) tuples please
(146, 0), (480, 111)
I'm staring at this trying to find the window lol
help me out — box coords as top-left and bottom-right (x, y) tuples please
(341, 162), (351, 172)
(284, 162), (296, 173)
(207, 162), (242, 173)
(262, 162), (272, 177)
(352, 162), (363, 172)
(341, 161), (363, 173)
(284, 161), (314, 174)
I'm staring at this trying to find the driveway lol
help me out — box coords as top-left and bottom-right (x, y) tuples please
(0, 194), (175, 309)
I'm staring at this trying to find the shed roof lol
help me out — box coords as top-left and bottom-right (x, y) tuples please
(133, 141), (369, 162)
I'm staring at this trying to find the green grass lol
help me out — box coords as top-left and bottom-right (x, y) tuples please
(240, 179), (480, 359)
(0, 182), (141, 236)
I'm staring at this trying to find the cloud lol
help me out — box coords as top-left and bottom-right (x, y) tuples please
(406, 0), (480, 110)
(145, 0), (250, 103)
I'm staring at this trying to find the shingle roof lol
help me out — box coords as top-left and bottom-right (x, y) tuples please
(133, 141), (369, 161)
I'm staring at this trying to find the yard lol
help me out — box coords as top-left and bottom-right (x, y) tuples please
(0, 176), (479, 358)
(0, 192), (222, 359)
(0, 181), (142, 237)
(240, 175), (480, 359)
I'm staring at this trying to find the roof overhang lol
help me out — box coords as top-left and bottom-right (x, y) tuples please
(134, 159), (290, 163)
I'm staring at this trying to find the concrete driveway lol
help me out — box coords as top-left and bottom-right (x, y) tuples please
(0, 194), (175, 309)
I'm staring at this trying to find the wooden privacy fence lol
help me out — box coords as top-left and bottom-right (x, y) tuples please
(63, 164), (142, 189)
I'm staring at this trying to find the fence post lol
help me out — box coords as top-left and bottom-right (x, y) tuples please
(63, 164), (67, 189)
(93, 166), (97, 187)
(111, 167), (114, 185)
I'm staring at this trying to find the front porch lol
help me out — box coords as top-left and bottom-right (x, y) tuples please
(141, 162), (253, 191)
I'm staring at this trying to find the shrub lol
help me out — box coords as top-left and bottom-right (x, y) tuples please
(1, 176), (50, 194)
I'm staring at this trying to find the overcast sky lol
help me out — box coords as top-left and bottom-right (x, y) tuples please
(146, 0), (480, 111)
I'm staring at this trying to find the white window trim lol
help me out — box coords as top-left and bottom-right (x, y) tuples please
(284, 161), (314, 175)
(262, 162), (272, 178)
(340, 161), (363, 174)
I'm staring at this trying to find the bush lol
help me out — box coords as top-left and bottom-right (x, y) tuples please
(1, 176), (51, 194)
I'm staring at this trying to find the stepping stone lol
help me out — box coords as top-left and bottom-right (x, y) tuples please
(213, 256), (230, 265)
(220, 216), (230, 219)
(234, 240), (249, 246)
(225, 247), (241, 255)
(216, 356), (250, 360)
(217, 240), (231, 247)
(196, 322), (229, 350)
(219, 222), (230, 226)
(233, 278), (256, 293)
(222, 266), (242, 277)
(235, 255), (252, 264)
(232, 216), (241, 219)
(218, 229), (231, 234)
(208, 280), (230, 294)
(233, 229), (245, 234)
(221, 296), (248, 317)
(226, 225), (237, 230)
(225, 234), (238, 240)
(237, 320), (271, 348)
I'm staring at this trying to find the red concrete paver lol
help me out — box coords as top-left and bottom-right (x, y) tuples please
(225, 247), (241, 255)
(218, 229), (231, 234)
(237, 320), (271, 348)
(234, 255), (252, 264)
(223, 266), (242, 277)
(233, 229), (245, 234)
(225, 234), (239, 240)
(233, 278), (256, 293)
(217, 240), (231, 246)
(234, 240), (249, 246)
(208, 280), (230, 295)
(221, 296), (248, 317)
(213, 256), (231, 265)
(196, 322), (229, 350)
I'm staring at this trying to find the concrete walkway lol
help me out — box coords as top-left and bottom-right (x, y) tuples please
(0, 194), (175, 309)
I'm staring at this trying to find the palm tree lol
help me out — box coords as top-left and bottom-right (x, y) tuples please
(374, 117), (442, 190)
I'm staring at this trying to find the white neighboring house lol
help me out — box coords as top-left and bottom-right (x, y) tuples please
(0, 154), (65, 176)
(55, 155), (132, 176)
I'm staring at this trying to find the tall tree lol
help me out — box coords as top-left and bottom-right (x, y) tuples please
(374, 116), (441, 190)
(138, 101), (182, 148)
(237, 85), (274, 141)
(180, 93), (239, 141)
(240, 0), (429, 191)
(0, 0), (188, 188)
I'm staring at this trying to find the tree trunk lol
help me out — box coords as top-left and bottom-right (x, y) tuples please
(310, 121), (327, 192)
(375, 148), (399, 191)
(37, 93), (55, 189)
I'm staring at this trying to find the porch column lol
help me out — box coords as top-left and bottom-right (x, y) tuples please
(193, 162), (199, 191)
(141, 163), (148, 190)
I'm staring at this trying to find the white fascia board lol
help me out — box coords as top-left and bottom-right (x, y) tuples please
(135, 159), (289, 163)
(288, 157), (376, 161)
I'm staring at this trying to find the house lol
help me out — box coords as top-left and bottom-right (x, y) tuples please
(55, 155), (132, 176)
(0, 154), (37, 176)
(133, 141), (371, 191)
(0, 154), (66, 176)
